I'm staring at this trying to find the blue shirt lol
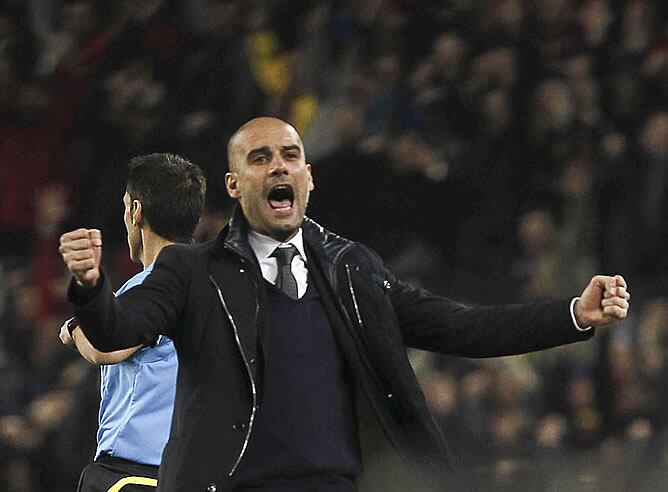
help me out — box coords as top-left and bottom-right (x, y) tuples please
(95, 263), (178, 466)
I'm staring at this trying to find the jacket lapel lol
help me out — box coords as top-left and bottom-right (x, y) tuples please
(207, 256), (259, 366)
(207, 206), (262, 368)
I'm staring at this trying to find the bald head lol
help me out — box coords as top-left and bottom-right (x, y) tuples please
(224, 116), (313, 241)
(227, 117), (305, 172)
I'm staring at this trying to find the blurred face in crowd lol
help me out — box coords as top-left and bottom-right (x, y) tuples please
(580, 0), (612, 46)
(123, 0), (164, 22)
(16, 82), (52, 124)
(532, 79), (575, 130)
(641, 113), (668, 157)
(333, 104), (364, 145)
(433, 33), (466, 74)
(207, 1), (241, 38)
(535, 0), (570, 23)
(518, 210), (555, 255)
(226, 118), (313, 242)
(63, 1), (97, 41)
(481, 89), (512, 133)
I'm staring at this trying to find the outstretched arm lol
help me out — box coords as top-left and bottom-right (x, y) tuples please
(390, 271), (630, 357)
(59, 319), (142, 366)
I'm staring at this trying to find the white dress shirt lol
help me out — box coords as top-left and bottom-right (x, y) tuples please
(248, 229), (309, 299)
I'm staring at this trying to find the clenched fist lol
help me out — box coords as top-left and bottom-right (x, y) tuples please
(575, 274), (631, 328)
(59, 228), (102, 288)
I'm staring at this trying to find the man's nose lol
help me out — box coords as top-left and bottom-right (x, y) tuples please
(269, 157), (289, 176)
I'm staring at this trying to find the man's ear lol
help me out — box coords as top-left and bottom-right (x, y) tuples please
(132, 200), (143, 226)
(226, 172), (240, 199)
(306, 163), (314, 192)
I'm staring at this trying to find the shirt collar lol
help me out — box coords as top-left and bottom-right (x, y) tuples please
(247, 228), (307, 263)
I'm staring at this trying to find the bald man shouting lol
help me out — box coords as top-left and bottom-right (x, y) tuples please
(61, 117), (630, 492)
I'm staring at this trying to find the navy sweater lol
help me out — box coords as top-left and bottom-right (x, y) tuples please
(233, 278), (361, 489)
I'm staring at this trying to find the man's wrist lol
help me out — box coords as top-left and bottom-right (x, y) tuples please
(66, 317), (79, 336)
(68, 271), (104, 304)
(570, 297), (592, 332)
(74, 275), (98, 288)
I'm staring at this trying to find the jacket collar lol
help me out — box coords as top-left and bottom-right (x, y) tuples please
(220, 204), (256, 262)
(219, 204), (355, 284)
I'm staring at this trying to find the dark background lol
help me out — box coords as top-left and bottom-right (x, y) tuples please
(0, 0), (666, 490)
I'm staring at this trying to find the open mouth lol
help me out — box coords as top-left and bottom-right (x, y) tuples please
(267, 185), (294, 212)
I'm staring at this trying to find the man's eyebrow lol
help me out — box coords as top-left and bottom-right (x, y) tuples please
(247, 146), (271, 160)
(282, 145), (301, 153)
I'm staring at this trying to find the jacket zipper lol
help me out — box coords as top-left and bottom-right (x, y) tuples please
(344, 263), (387, 392)
(345, 264), (365, 329)
(344, 264), (382, 386)
(345, 264), (399, 395)
(209, 274), (257, 476)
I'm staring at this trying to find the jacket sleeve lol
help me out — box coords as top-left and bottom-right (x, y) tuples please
(387, 273), (595, 358)
(68, 245), (189, 352)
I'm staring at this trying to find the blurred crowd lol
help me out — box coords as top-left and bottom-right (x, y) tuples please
(0, 0), (666, 490)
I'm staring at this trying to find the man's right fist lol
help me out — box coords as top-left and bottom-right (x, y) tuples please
(59, 228), (102, 288)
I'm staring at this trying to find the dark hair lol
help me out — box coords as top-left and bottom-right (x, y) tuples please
(126, 153), (206, 243)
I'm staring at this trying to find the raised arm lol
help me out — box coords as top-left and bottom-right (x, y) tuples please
(60, 228), (188, 351)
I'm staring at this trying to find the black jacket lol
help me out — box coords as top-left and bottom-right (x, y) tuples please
(70, 208), (594, 491)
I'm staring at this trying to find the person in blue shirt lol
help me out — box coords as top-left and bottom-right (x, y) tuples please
(59, 153), (206, 492)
